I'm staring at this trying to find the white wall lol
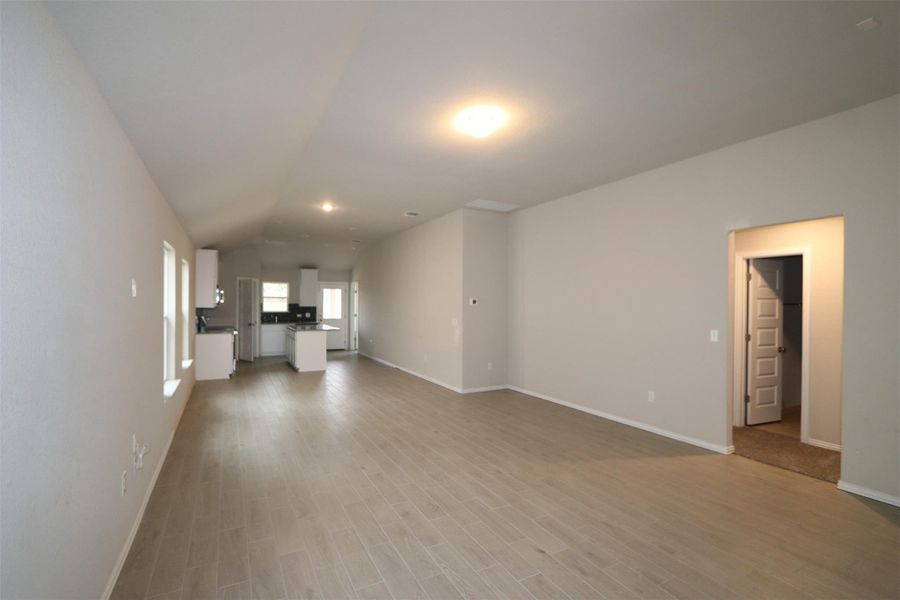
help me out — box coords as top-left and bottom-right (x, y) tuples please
(1, 4), (195, 598)
(319, 268), (352, 283)
(508, 96), (898, 499)
(353, 211), (464, 389)
(462, 209), (509, 390)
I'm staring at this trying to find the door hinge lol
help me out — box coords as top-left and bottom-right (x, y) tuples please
(746, 272), (752, 281)
(744, 394), (750, 404)
(745, 333), (751, 342)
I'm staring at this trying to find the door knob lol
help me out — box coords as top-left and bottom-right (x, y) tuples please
(778, 346), (786, 353)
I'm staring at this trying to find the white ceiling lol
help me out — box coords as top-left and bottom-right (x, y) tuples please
(50, 1), (898, 269)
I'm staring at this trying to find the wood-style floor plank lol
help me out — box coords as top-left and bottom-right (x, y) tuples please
(113, 354), (900, 600)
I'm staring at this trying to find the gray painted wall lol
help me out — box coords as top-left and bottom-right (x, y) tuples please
(1, 4), (196, 598)
(353, 211), (464, 389)
(508, 97), (897, 498)
(462, 208), (509, 390)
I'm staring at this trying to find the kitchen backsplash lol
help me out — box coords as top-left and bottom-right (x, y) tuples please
(198, 304), (317, 327)
(260, 304), (316, 323)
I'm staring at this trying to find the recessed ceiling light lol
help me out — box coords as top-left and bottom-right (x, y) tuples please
(322, 201), (334, 212)
(856, 17), (879, 30)
(454, 105), (509, 138)
(405, 211), (420, 218)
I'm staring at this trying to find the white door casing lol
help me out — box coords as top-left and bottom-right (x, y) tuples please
(319, 282), (349, 350)
(746, 258), (784, 425)
(351, 282), (359, 351)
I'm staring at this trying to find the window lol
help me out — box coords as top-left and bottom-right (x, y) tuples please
(262, 281), (289, 312)
(163, 242), (176, 386)
(322, 287), (343, 319)
(181, 259), (191, 366)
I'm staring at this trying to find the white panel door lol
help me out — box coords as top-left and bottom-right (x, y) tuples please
(237, 278), (257, 361)
(746, 258), (785, 425)
(319, 282), (348, 350)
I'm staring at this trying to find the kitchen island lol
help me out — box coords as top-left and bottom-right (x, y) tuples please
(285, 323), (339, 372)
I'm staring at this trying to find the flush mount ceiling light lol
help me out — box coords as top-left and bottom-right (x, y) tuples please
(454, 105), (509, 138)
(321, 201), (334, 212)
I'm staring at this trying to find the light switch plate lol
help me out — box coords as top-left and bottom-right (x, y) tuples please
(131, 279), (137, 297)
(709, 329), (719, 342)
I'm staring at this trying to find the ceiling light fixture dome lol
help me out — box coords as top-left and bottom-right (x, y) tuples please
(321, 201), (334, 212)
(454, 105), (509, 138)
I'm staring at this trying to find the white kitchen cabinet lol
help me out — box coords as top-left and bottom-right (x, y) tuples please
(260, 324), (287, 356)
(285, 328), (294, 366)
(195, 249), (219, 308)
(299, 268), (319, 306)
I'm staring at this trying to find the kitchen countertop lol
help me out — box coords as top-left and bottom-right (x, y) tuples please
(198, 326), (237, 335)
(287, 324), (340, 332)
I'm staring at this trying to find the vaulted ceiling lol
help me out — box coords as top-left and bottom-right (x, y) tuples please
(50, 1), (898, 268)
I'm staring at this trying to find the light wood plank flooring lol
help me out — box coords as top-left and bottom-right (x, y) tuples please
(113, 354), (899, 600)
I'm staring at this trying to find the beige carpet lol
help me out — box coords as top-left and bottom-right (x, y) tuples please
(755, 405), (801, 439)
(733, 426), (841, 483)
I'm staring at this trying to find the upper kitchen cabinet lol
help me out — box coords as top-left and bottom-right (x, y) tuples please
(196, 249), (220, 308)
(299, 268), (318, 306)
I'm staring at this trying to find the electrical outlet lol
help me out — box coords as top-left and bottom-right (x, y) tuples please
(487, 362), (493, 371)
(648, 391), (655, 403)
(133, 434), (148, 472)
(121, 471), (127, 496)
(709, 329), (719, 342)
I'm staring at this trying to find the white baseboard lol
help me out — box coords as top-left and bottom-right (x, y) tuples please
(359, 354), (734, 456)
(359, 353), (464, 393)
(807, 438), (842, 452)
(507, 385), (733, 455)
(102, 428), (176, 600)
(461, 385), (508, 394)
(837, 480), (900, 507)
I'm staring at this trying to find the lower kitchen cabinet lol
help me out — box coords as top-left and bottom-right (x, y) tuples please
(260, 324), (287, 356)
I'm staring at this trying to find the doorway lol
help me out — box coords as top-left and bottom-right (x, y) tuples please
(742, 255), (804, 437)
(729, 216), (844, 483)
(318, 281), (349, 350)
(236, 277), (260, 361)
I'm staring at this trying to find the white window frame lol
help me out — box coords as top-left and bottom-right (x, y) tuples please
(163, 242), (179, 399)
(181, 258), (192, 370)
(262, 281), (289, 313)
